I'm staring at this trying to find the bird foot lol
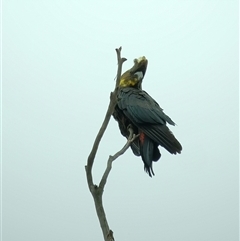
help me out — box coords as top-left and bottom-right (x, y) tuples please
(127, 124), (139, 142)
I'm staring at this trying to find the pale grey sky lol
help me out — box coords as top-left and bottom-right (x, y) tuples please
(2, 1), (239, 241)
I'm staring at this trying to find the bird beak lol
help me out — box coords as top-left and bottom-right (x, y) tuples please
(130, 56), (148, 77)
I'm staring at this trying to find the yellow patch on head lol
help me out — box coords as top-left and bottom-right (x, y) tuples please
(119, 78), (138, 87)
(119, 56), (147, 88)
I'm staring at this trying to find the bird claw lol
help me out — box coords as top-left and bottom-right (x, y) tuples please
(127, 124), (133, 132)
(126, 124), (139, 142)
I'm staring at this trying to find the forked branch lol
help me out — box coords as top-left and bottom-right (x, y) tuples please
(99, 130), (139, 189)
(85, 47), (129, 241)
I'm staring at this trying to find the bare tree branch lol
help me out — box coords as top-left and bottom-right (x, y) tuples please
(85, 47), (128, 241)
(90, 131), (138, 241)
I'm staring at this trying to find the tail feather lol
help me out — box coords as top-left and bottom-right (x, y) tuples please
(139, 134), (161, 177)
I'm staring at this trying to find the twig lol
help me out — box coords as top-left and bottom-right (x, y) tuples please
(99, 129), (139, 190)
(115, 47), (127, 89)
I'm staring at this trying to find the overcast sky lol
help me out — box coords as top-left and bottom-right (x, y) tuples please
(2, 1), (239, 241)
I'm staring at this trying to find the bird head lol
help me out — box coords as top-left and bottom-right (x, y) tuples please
(119, 56), (148, 88)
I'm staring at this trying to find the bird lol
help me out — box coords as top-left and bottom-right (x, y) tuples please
(113, 56), (182, 177)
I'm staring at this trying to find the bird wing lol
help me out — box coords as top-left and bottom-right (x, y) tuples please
(117, 87), (175, 126)
(117, 87), (182, 154)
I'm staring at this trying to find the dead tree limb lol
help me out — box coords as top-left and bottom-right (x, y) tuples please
(85, 47), (130, 241)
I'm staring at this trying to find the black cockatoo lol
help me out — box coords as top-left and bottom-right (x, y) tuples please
(113, 57), (182, 177)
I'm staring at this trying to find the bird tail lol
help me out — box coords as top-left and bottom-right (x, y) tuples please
(139, 133), (161, 177)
